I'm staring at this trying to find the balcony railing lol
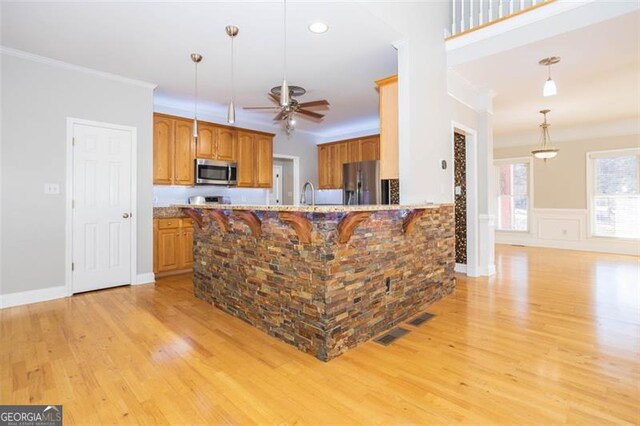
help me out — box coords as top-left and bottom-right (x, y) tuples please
(447, 0), (555, 39)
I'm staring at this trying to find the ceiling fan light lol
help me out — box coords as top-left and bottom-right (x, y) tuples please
(543, 78), (557, 97)
(227, 101), (235, 124)
(280, 79), (290, 107)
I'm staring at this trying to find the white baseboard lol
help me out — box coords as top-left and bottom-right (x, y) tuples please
(454, 263), (467, 274)
(134, 273), (155, 285)
(0, 285), (70, 309)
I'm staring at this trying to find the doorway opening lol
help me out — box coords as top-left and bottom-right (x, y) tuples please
(452, 122), (479, 277)
(269, 154), (300, 205)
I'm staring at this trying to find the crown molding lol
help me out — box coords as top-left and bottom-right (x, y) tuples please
(0, 46), (157, 90)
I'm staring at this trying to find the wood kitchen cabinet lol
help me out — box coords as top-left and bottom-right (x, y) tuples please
(317, 136), (380, 189)
(376, 75), (399, 179)
(236, 130), (273, 188)
(153, 116), (174, 185)
(154, 217), (193, 277)
(154, 113), (272, 187)
(153, 114), (195, 186)
(195, 123), (237, 161)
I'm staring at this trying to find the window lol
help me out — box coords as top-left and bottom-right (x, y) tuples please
(589, 149), (640, 239)
(496, 159), (531, 232)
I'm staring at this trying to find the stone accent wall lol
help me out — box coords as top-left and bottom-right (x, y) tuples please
(454, 132), (467, 264)
(193, 205), (455, 361)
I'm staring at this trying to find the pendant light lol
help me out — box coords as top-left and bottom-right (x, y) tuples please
(531, 109), (559, 161)
(190, 53), (203, 138)
(225, 25), (239, 124)
(539, 56), (560, 97)
(279, 0), (290, 107)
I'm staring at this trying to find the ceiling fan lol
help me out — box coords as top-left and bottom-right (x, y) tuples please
(243, 86), (329, 128)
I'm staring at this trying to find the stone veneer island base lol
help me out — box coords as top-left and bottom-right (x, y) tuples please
(176, 203), (455, 361)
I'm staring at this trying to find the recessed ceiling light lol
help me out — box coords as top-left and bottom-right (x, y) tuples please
(308, 22), (329, 34)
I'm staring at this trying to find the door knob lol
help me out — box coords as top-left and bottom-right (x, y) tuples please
(122, 213), (130, 218)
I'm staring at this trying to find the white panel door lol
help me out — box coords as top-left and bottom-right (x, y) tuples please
(72, 123), (132, 293)
(269, 165), (283, 205)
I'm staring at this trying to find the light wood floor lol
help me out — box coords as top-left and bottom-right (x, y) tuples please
(1, 245), (639, 424)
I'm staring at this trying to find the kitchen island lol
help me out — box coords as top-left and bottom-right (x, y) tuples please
(175, 203), (455, 361)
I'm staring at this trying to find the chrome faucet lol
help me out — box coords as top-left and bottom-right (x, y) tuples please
(300, 181), (316, 206)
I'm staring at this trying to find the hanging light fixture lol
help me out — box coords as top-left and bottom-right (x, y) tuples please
(285, 114), (296, 135)
(225, 25), (239, 124)
(279, 0), (290, 107)
(531, 109), (559, 161)
(539, 56), (560, 97)
(190, 53), (203, 138)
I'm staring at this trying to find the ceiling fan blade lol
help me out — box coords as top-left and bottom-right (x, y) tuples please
(273, 110), (286, 121)
(298, 109), (324, 119)
(243, 106), (281, 110)
(268, 93), (280, 104)
(297, 100), (330, 108)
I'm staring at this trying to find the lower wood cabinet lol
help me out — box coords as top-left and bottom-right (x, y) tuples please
(154, 217), (193, 277)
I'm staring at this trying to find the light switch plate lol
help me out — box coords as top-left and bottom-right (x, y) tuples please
(44, 183), (60, 194)
(455, 186), (462, 195)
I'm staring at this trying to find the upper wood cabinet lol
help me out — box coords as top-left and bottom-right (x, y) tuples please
(236, 130), (274, 188)
(174, 119), (195, 185)
(153, 115), (195, 186)
(154, 113), (272, 187)
(153, 116), (174, 185)
(359, 136), (380, 162)
(195, 123), (216, 159)
(195, 123), (237, 161)
(217, 127), (236, 161)
(255, 134), (274, 188)
(376, 75), (399, 179)
(317, 137), (379, 189)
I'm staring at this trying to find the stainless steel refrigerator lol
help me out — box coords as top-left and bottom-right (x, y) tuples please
(343, 160), (381, 205)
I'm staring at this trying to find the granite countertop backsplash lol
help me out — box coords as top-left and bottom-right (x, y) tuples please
(153, 207), (187, 218)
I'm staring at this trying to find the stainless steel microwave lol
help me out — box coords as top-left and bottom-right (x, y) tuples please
(195, 159), (238, 185)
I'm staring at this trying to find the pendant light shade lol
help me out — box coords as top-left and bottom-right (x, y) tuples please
(531, 109), (559, 161)
(225, 25), (239, 125)
(539, 56), (560, 97)
(280, 79), (290, 107)
(190, 53), (203, 138)
(227, 101), (236, 124)
(543, 78), (557, 97)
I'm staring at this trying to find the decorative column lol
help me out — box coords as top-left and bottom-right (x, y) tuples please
(476, 89), (496, 276)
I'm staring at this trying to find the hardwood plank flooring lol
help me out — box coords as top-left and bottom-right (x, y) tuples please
(1, 245), (639, 424)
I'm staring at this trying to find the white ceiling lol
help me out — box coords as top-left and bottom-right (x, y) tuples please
(1, 1), (399, 137)
(453, 11), (640, 141)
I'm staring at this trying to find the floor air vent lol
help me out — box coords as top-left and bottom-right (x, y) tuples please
(374, 327), (410, 346)
(408, 312), (435, 327)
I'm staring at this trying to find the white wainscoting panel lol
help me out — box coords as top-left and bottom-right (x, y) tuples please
(496, 208), (639, 256)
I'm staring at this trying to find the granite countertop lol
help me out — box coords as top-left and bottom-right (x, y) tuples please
(171, 203), (450, 213)
(153, 206), (187, 218)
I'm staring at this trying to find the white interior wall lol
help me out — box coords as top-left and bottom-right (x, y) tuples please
(0, 52), (155, 297)
(362, 2), (453, 205)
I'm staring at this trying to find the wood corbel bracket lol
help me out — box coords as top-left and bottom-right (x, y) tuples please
(337, 211), (372, 244)
(180, 208), (204, 228)
(206, 210), (229, 234)
(278, 212), (312, 244)
(403, 209), (427, 235)
(234, 210), (262, 238)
